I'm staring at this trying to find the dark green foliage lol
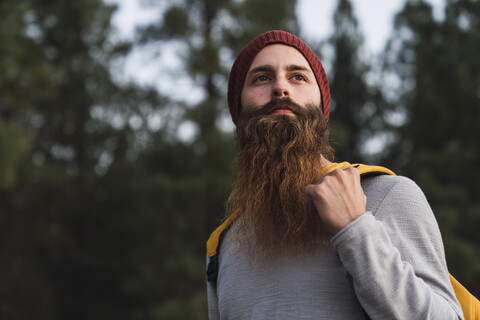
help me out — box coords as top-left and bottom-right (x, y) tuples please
(223, 0), (299, 53)
(328, 0), (383, 163)
(0, 0), (165, 318)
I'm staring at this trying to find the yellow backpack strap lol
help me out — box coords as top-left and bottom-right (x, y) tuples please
(352, 163), (396, 177)
(320, 161), (396, 178)
(207, 216), (234, 258)
(450, 274), (480, 319)
(206, 210), (239, 283)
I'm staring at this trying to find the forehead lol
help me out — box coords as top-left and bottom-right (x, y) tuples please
(249, 44), (312, 71)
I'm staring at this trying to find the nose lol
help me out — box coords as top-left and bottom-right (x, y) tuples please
(272, 78), (290, 98)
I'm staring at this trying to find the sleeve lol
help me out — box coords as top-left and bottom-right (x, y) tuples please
(331, 177), (464, 320)
(206, 255), (220, 320)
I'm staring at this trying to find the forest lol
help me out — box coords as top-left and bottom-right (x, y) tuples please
(0, 0), (479, 318)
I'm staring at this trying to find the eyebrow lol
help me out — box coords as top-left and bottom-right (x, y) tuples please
(247, 64), (311, 77)
(247, 65), (274, 76)
(286, 64), (310, 72)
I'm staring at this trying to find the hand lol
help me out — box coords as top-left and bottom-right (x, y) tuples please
(305, 167), (367, 235)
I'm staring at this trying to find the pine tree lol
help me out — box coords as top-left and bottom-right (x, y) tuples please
(0, 0), (164, 318)
(134, 0), (299, 317)
(328, 0), (380, 163)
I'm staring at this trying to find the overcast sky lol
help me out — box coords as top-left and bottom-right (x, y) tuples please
(298, 0), (444, 53)
(111, 0), (445, 53)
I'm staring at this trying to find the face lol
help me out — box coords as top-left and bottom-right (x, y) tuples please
(240, 44), (321, 117)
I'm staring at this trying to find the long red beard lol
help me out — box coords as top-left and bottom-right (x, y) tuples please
(225, 98), (334, 262)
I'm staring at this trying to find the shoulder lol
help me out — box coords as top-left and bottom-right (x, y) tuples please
(363, 174), (425, 203)
(363, 175), (434, 222)
(362, 174), (420, 193)
(364, 174), (426, 199)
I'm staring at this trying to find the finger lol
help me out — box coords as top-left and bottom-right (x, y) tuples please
(305, 184), (325, 201)
(305, 184), (317, 195)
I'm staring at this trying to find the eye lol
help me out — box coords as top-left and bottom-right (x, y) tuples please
(293, 74), (306, 81)
(255, 75), (269, 82)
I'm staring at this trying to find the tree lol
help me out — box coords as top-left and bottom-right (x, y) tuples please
(328, 0), (382, 163)
(382, 0), (480, 295)
(135, 0), (299, 317)
(0, 0), (164, 318)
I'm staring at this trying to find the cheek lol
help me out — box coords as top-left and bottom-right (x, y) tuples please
(241, 87), (270, 106)
(300, 87), (321, 105)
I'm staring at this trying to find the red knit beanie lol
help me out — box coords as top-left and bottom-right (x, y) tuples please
(227, 30), (330, 125)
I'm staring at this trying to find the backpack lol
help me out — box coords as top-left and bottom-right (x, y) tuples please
(206, 162), (479, 319)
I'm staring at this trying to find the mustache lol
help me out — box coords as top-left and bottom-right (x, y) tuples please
(241, 97), (304, 119)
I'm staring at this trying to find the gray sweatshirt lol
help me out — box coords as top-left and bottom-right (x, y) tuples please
(206, 175), (464, 319)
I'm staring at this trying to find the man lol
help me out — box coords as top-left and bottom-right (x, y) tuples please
(206, 30), (464, 319)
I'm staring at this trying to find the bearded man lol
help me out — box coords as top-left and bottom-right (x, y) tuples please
(206, 30), (464, 319)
